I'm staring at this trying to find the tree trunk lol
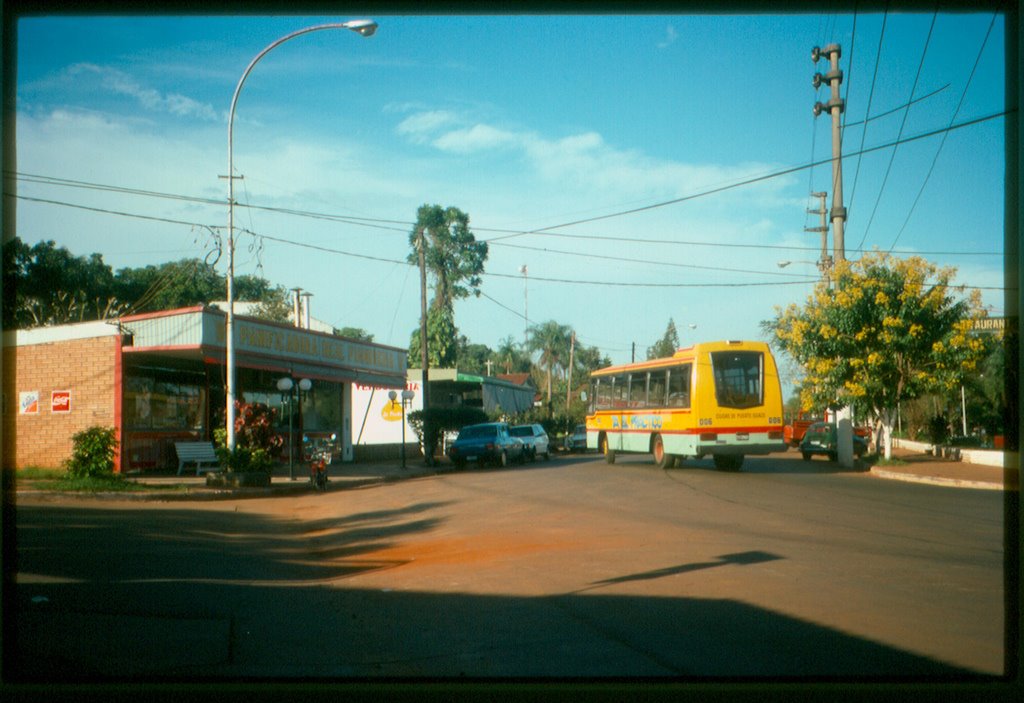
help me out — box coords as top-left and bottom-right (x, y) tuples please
(878, 407), (896, 460)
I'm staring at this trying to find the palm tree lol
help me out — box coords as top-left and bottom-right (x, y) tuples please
(526, 320), (573, 404)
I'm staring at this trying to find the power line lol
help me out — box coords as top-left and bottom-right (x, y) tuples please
(886, 9), (1000, 253)
(10, 109), (1010, 257)
(482, 109), (1011, 243)
(856, 9), (938, 251)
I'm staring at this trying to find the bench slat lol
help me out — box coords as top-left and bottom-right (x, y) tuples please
(174, 441), (220, 476)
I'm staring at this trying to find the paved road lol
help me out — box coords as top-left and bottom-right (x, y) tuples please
(12, 452), (1005, 680)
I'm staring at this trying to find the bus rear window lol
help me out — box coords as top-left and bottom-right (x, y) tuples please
(711, 351), (763, 409)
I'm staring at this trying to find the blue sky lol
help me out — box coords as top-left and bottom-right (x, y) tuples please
(13, 11), (1007, 386)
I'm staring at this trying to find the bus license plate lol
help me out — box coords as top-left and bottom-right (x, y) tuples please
(736, 433), (749, 441)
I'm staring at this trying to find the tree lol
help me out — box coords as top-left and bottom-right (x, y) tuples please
(495, 335), (531, 374)
(526, 320), (573, 405)
(457, 336), (494, 375)
(3, 238), (125, 328)
(647, 318), (680, 360)
(113, 258), (223, 313)
(408, 306), (458, 368)
(766, 252), (988, 459)
(574, 343), (611, 375)
(334, 326), (374, 341)
(407, 204), (488, 314)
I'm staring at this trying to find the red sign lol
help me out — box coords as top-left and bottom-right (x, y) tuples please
(51, 390), (71, 414)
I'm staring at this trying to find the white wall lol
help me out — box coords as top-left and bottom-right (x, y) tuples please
(351, 381), (423, 446)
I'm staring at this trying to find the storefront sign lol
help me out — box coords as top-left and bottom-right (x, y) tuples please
(381, 400), (403, 422)
(51, 390), (72, 414)
(19, 391), (39, 415)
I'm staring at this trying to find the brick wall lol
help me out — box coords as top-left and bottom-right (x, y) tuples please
(2, 336), (119, 470)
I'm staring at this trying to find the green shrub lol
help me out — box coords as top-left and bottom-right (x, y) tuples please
(63, 426), (118, 479)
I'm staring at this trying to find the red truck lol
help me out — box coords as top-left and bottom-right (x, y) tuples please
(784, 411), (821, 447)
(785, 411), (871, 448)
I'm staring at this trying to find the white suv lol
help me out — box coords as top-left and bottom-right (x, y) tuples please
(510, 424), (550, 461)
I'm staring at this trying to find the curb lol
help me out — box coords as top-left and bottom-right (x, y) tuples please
(869, 467), (1004, 491)
(14, 468), (443, 502)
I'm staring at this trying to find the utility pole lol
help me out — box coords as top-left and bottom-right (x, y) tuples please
(565, 331), (576, 413)
(813, 44), (847, 264)
(813, 43), (853, 469)
(805, 191), (832, 285)
(417, 226), (432, 466)
(520, 264), (528, 346)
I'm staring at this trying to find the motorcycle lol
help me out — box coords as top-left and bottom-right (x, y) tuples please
(308, 448), (331, 491)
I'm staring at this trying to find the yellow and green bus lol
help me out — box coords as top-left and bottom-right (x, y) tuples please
(585, 340), (785, 471)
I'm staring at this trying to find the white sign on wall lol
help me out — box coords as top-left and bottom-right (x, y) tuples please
(351, 382), (422, 445)
(19, 391), (39, 415)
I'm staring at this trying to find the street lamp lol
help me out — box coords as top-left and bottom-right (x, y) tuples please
(225, 19), (378, 451)
(277, 376), (312, 480)
(388, 388), (416, 469)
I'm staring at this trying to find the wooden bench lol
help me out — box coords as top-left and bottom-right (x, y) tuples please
(175, 441), (220, 476)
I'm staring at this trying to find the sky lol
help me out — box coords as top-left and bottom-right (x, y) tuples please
(11, 9), (1008, 389)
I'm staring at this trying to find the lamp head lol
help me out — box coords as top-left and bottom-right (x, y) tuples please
(388, 390), (397, 401)
(276, 377), (294, 392)
(345, 19), (378, 37)
(298, 378), (313, 392)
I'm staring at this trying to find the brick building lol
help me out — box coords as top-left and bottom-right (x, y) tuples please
(2, 306), (406, 472)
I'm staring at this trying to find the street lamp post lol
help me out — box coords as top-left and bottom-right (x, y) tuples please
(277, 376), (312, 480)
(388, 389), (416, 469)
(224, 19), (377, 451)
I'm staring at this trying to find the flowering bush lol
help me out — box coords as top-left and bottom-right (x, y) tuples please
(214, 401), (282, 473)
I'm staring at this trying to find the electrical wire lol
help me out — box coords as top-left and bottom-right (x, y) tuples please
(856, 9), (938, 251)
(845, 6), (889, 226)
(886, 10), (1000, 253)
(9, 107), (1009, 257)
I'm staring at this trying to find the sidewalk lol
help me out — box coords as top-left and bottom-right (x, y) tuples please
(14, 460), (445, 501)
(866, 447), (1017, 491)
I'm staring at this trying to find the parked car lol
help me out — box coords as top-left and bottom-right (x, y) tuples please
(510, 424), (550, 461)
(799, 421), (868, 462)
(563, 423), (588, 452)
(447, 422), (526, 468)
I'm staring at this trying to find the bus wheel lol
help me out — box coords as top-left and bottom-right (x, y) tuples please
(600, 435), (616, 464)
(653, 435), (674, 469)
(714, 454), (743, 471)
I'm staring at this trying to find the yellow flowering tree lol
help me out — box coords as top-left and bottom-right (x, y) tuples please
(766, 252), (988, 459)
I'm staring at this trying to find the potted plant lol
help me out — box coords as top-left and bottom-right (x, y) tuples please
(207, 401), (282, 488)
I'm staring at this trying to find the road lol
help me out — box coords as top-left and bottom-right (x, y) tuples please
(12, 452), (1006, 679)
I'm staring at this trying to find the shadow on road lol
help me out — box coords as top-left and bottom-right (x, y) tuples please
(8, 501), (996, 682)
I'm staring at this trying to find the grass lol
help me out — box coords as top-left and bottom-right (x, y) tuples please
(13, 467), (186, 493)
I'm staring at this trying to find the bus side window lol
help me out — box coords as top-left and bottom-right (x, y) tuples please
(648, 370), (667, 408)
(612, 374), (628, 409)
(667, 364), (691, 408)
(628, 372), (647, 408)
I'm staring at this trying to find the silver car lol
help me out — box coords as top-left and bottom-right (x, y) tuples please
(510, 423), (550, 461)
(564, 423), (588, 452)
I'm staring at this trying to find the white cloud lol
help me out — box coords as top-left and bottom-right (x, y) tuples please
(395, 110), (459, 143)
(432, 123), (522, 153)
(657, 25), (678, 49)
(65, 63), (220, 122)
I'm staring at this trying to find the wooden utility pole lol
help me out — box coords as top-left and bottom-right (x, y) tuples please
(565, 331), (576, 413)
(417, 226), (432, 466)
